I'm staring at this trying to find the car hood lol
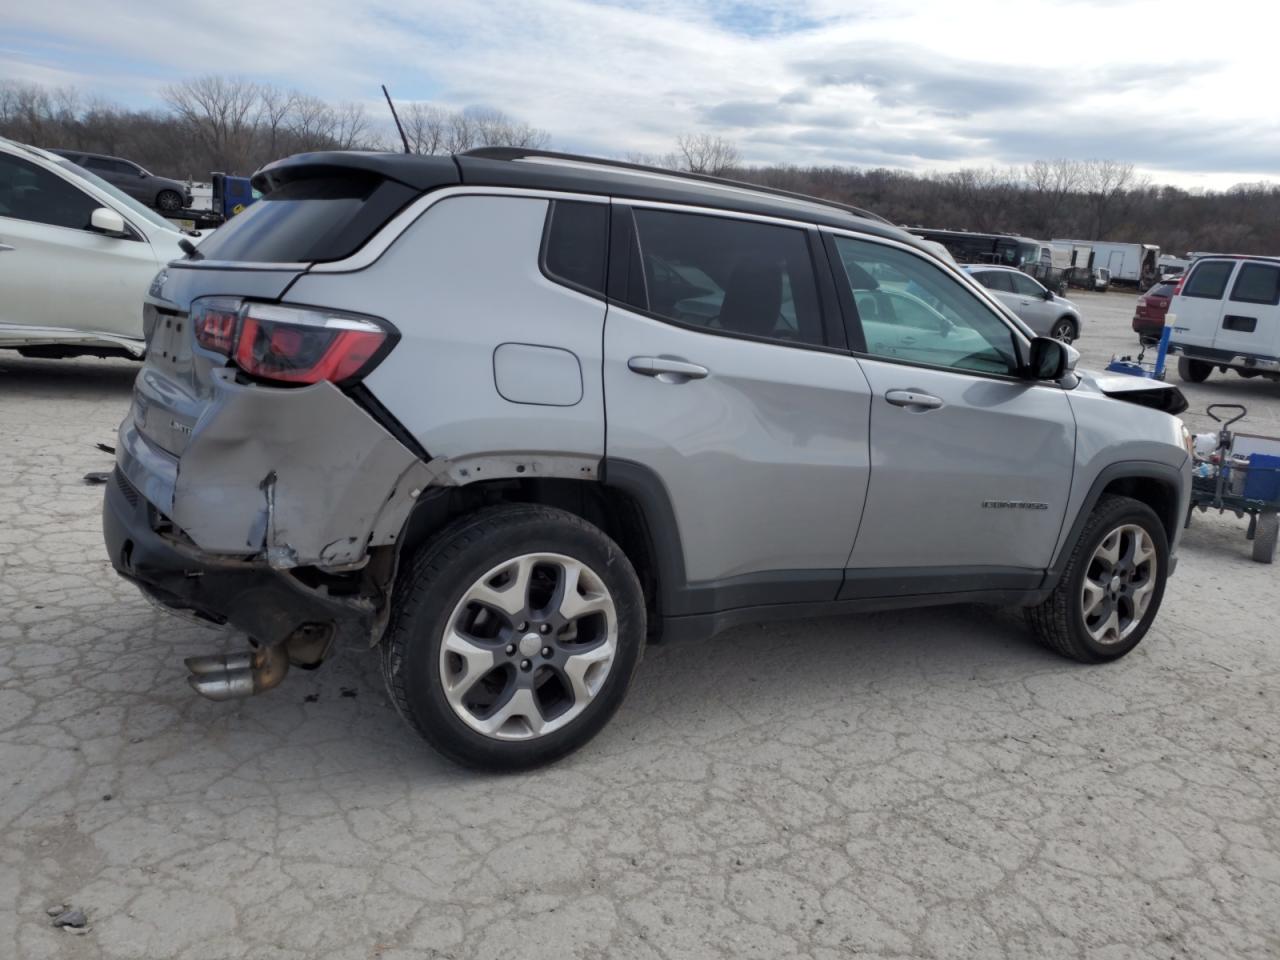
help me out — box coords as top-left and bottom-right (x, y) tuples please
(1073, 367), (1188, 415)
(1053, 294), (1079, 311)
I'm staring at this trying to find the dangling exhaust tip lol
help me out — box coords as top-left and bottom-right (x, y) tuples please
(184, 642), (289, 701)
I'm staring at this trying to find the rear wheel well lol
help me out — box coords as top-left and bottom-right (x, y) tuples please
(397, 478), (662, 635)
(1098, 475), (1179, 542)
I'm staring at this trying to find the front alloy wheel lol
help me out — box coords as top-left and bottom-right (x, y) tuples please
(441, 553), (618, 740)
(1026, 494), (1169, 662)
(1051, 318), (1077, 343)
(1080, 524), (1158, 645)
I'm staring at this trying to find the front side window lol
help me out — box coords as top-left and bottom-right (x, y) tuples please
(625, 208), (824, 346)
(1229, 263), (1280, 306)
(0, 153), (97, 230)
(1182, 260), (1236, 300)
(1009, 272), (1045, 297)
(833, 235), (1019, 376)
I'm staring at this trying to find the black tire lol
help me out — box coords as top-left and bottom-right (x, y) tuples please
(156, 190), (183, 212)
(1026, 494), (1169, 663)
(1253, 512), (1278, 564)
(1178, 357), (1212, 383)
(381, 504), (645, 771)
(1051, 317), (1078, 343)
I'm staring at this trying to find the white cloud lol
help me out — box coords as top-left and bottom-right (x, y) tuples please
(3, 0), (1277, 187)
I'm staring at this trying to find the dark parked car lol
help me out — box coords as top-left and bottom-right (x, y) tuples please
(1132, 277), (1178, 344)
(48, 150), (191, 213)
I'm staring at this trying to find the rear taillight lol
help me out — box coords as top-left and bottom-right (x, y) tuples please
(189, 297), (394, 386)
(1172, 274), (1187, 296)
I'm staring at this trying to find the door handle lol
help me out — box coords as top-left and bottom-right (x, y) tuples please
(0, 242), (14, 253)
(885, 389), (944, 410)
(628, 356), (709, 382)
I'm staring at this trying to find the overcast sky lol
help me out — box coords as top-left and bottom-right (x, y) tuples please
(3, 0), (1276, 188)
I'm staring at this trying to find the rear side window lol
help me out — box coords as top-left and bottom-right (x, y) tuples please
(194, 174), (417, 263)
(0, 154), (97, 230)
(975, 270), (1013, 292)
(1229, 263), (1280, 306)
(622, 208), (824, 347)
(541, 200), (607, 297)
(1182, 261), (1236, 300)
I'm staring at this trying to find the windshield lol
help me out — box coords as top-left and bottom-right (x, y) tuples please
(50, 157), (180, 234)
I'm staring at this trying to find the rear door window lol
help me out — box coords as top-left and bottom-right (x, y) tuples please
(1229, 263), (1280, 306)
(622, 207), (825, 347)
(975, 270), (1013, 292)
(1182, 260), (1236, 300)
(193, 174), (417, 263)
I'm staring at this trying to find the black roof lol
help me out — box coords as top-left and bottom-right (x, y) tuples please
(251, 148), (923, 251)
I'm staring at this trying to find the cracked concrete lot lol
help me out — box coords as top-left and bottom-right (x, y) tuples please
(2, 290), (1278, 959)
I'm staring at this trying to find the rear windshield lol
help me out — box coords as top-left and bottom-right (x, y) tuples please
(194, 174), (416, 263)
(1149, 282), (1175, 297)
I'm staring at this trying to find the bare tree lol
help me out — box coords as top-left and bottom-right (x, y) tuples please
(256, 85), (296, 161)
(331, 102), (371, 150)
(163, 75), (261, 172)
(1024, 159), (1084, 235)
(401, 102), (450, 154)
(674, 133), (740, 175)
(1081, 159), (1137, 239)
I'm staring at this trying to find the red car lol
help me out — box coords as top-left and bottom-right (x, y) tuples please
(1132, 278), (1178, 343)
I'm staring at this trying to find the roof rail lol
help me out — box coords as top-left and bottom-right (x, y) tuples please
(461, 147), (893, 226)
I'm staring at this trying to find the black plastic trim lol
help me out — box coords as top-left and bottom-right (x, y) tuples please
(1045, 460), (1186, 587)
(660, 587), (1051, 644)
(838, 566), (1043, 600)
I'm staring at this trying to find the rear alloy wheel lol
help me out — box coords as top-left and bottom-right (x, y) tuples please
(1051, 318), (1077, 343)
(381, 504), (645, 770)
(1178, 357), (1212, 383)
(1027, 494), (1169, 662)
(156, 189), (183, 212)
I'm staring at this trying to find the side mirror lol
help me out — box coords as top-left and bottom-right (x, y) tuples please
(1027, 336), (1077, 380)
(1042, 287), (1055, 301)
(89, 207), (127, 237)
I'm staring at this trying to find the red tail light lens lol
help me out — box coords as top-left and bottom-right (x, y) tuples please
(234, 303), (391, 385)
(187, 297), (393, 385)
(192, 298), (241, 354)
(1172, 274), (1187, 296)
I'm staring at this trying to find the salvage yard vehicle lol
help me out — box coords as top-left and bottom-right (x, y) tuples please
(0, 136), (189, 359)
(1133, 277), (1178, 345)
(49, 148), (192, 213)
(104, 148), (1193, 770)
(1168, 255), (1280, 384)
(961, 264), (1083, 343)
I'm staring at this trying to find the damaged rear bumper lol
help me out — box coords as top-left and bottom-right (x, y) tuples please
(103, 466), (379, 645)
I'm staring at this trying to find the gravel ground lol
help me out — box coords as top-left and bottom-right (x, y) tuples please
(1, 290), (1278, 959)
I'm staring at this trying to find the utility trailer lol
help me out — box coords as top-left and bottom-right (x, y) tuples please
(1052, 239), (1160, 290)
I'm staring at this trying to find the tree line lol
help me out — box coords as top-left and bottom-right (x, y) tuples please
(2, 77), (1275, 254)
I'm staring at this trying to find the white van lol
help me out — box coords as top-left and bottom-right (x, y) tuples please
(1168, 255), (1280, 383)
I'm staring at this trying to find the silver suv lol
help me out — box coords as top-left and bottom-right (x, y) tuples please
(103, 149), (1193, 770)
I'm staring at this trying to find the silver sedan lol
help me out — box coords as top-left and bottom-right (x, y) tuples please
(962, 264), (1083, 342)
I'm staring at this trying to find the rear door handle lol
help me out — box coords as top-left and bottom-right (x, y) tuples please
(628, 356), (709, 382)
(885, 389), (944, 410)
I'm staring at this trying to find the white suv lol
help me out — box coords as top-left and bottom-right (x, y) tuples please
(1168, 256), (1280, 383)
(0, 136), (188, 360)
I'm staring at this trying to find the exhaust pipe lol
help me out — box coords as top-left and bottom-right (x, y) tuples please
(185, 641), (289, 701)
